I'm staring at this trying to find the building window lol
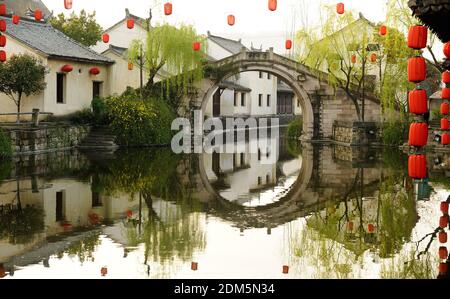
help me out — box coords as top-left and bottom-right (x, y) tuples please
(234, 92), (238, 106)
(93, 81), (102, 100)
(56, 191), (65, 222)
(266, 174), (270, 184)
(267, 95), (271, 107)
(267, 73), (271, 80)
(258, 94), (263, 107)
(56, 73), (66, 104)
(297, 99), (300, 107)
(241, 93), (246, 106)
(240, 152), (245, 166)
(258, 177), (262, 185)
(259, 71), (263, 79)
(92, 192), (102, 207)
(258, 149), (261, 161)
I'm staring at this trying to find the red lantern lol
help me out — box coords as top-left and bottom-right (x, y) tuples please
(64, 0), (73, 10)
(379, 25), (387, 36)
(102, 33), (109, 43)
(440, 231), (448, 243)
(0, 36), (6, 47)
(35, 9), (43, 21)
(227, 15), (235, 26)
(61, 64), (73, 72)
(101, 267), (107, 276)
(127, 19), (134, 29)
(347, 221), (354, 231)
(128, 62), (134, 70)
(351, 54), (356, 64)
(12, 15), (20, 25)
(164, 2), (173, 15)
(282, 265), (289, 274)
(126, 210), (133, 218)
(336, 3), (345, 14)
(0, 20), (6, 32)
(368, 224), (375, 233)
(442, 88), (450, 100)
(441, 202), (449, 214)
(0, 50), (6, 62)
(191, 262), (198, 271)
(441, 103), (449, 115)
(89, 67), (100, 75)
(440, 215), (449, 228)
(442, 133), (450, 145)
(285, 39), (292, 50)
(408, 56), (426, 82)
(408, 89), (428, 115)
(408, 154), (427, 179)
(440, 247), (449, 259)
(192, 42), (201, 52)
(440, 263), (448, 275)
(370, 53), (377, 63)
(0, 4), (6, 16)
(409, 122), (428, 147)
(442, 118), (450, 130)
(444, 42), (450, 59)
(443, 72), (450, 84)
(269, 0), (277, 11)
(408, 25), (427, 49)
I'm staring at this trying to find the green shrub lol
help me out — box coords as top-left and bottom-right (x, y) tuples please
(0, 129), (12, 158)
(287, 119), (303, 140)
(105, 95), (175, 146)
(381, 121), (408, 146)
(46, 108), (94, 124)
(431, 107), (443, 120)
(92, 97), (107, 124)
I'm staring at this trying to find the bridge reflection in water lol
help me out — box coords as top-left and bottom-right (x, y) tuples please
(0, 134), (448, 279)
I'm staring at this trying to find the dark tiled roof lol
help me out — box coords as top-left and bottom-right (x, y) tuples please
(1, 0), (50, 19)
(2, 17), (114, 64)
(207, 32), (247, 54)
(219, 81), (251, 92)
(103, 12), (148, 33)
(104, 44), (128, 56)
(277, 81), (294, 93)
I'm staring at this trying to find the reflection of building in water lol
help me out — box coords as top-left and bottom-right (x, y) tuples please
(0, 177), (138, 264)
(203, 134), (301, 206)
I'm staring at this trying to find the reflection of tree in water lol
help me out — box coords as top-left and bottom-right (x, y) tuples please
(0, 205), (44, 245)
(61, 232), (101, 264)
(380, 250), (437, 279)
(290, 163), (423, 278)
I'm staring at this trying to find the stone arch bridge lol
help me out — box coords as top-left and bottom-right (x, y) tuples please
(182, 48), (381, 141)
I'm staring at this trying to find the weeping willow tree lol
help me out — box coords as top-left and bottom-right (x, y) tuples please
(128, 23), (206, 106)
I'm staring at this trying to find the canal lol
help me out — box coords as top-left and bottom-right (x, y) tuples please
(0, 132), (449, 279)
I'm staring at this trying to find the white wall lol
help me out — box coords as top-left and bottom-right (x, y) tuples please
(92, 21), (148, 54)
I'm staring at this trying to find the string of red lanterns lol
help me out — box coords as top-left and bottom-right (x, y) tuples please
(0, 1), (5, 63)
(441, 42), (450, 146)
(438, 198), (449, 278)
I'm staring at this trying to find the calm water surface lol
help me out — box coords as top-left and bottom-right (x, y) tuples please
(0, 134), (449, 279)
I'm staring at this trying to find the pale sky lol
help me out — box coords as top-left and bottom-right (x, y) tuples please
(41, 0), (443, 58)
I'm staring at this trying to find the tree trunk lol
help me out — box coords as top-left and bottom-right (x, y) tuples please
(16, 95), (21, 124)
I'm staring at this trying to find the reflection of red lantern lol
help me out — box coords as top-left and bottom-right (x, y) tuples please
(408, 56), (426, 82)
(442, 119), (450, 130)
(126, 210), (133, 218)
(443, 71), (450, 84)
(285, 39), (292, 50)
(0, 4), (6, 16)
(439, 247), (448, 259)
(128, 62), (134, 70)
(61, 64), (73, 72)
(12, 15), (20, 25)
(408, 25), (427, 49)
(88, 212), (100, 225)
(64, 0), (73, 10)
(269, 0), (277, 11)
(347, 221), (354, 231)
(164, 2), (173, 15)
(35, 10), (43, 21)
(442, 133), (450, 145)
(336, 3), (345, 14)
(370, 53), (377, 63)
(282, 265), (289, 274)
(191, 262), (198, 271)
(62, 221), (73, 232)
(442, 88), (450, 100)
(351, 54), (356, 64)
(0, 36), (6, 47)
(227, 15), (235, 26)
(440, 216), (449, 229)
(441, 202), (449, 214)
(379, 25), (387, 36)
(409, 122), (428, 147)
(192, 42), (200, 52)
(127, 19), (135, 29)
(0, 50), (5, 62)
(439, 263), (448, 275)
(89, 67), (100, 75)
(0, 265), (6, 278)
(368, 224), (375, 233)
(0, 20), (6, 32)
(408, 154), (427, 179)
(101, 267), (108, 276)
(439, 231), (448, 243)
(408, 89), (428, 115)
(102, 33), (109, 43)
(441, 103), (449, 115)
(444, 42), (450, 59)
